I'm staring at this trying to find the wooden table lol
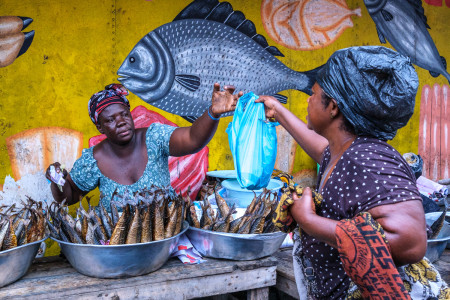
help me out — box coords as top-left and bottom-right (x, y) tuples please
(273, 247), (450, 300)
(0, 255), (277, 300)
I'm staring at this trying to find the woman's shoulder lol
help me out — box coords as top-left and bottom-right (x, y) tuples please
(347, 137), (402, 162)
(144, 123), (177, 140)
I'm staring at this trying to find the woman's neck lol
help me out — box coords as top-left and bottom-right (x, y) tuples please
(327, 132), (356, 159)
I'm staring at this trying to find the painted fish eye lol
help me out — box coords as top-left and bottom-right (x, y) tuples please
(129, 57), (135, 63)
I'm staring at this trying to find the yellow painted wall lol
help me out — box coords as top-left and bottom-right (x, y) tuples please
(1, 0), (449, 181)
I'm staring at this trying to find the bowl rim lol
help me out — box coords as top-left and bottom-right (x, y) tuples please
(187, 226), (286, 240)
(0, 235), (48, 255)
(50, 221), (189, 248)
(222, 178), (284, 193)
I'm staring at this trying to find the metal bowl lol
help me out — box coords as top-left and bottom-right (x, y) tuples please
(0, 236), (48, 288)
(51, 221), (188, 278)
(425, 212), (450, 262)
(186, 227), (287, 260)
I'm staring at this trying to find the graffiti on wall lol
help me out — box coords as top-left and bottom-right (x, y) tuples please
(261, 0), (362, 51)
(364, 0), (450, 83)
(419, 84), (450, 181)
(0, 16), (34, 68)
(117, 0), (322, 123)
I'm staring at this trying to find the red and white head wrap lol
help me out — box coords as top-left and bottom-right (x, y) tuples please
(88, 83), (130, 124)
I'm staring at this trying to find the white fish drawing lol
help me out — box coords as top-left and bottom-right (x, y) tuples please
(364, 0), (450, 83)
(117, 0), (322, 122)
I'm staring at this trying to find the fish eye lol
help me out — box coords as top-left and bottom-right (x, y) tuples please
(129, 57), (135, 63)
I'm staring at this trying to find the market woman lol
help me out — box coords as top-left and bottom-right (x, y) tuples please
(257, 47), (449, 299)
(47, 82), (242, 208)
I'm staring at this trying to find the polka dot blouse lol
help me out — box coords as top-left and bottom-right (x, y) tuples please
(300, 136), (422, 299)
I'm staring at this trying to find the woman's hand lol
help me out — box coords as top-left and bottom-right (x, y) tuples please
(290, 187), (317, 227)
(210, 83), (243, 116)
(255, 95), (282, 120)
(45, 162), (67, 185)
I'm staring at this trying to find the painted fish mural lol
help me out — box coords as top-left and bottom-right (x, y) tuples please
(0, 16), (34, 68)
(261, 0), (361, 51)
(364, 0), (450, 83)
(117, 0), (322, 122)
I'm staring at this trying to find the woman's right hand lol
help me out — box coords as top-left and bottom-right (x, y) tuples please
(255, 95), (281, 120)
(45, 162), (67, 184)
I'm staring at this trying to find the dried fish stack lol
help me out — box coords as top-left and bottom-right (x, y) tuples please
(48, 187), (188, 245)
(197, 179), (219, 201)
(186, 187), (280, 234)
(0, 198), (48, 251)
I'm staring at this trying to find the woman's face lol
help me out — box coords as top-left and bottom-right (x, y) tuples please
(306, 83), (330, 134)
(96, 104), (135, 144)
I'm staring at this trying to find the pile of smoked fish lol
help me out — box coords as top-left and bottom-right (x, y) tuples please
(0, 198), (47, 251)
(186, 187), (280, 234)
(197, 178), (219, 201)
(48, 188), (188, 245)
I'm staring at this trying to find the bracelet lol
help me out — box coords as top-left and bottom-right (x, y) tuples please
(208, 106), (220, 121)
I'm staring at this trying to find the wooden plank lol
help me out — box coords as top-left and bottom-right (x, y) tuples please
(419, 84), (432, 178)
(247, 287), (269, 300)
(0, 256), (277, 299)
(441, 85), (449, 179)
(1, 266), (276, 300)
(272, 248), (300, 299)
(272, 248), (295, 281)
(276, 275), (299, 299)
(430, 84), (442, 181)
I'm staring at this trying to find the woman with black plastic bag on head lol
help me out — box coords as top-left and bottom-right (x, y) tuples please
(257, 46), (449, 299)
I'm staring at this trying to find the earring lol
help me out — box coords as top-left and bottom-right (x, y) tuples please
(330, 113), (335, 119)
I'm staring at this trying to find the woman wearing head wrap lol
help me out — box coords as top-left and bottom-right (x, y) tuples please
(258, 46), (449, 299)
(46, 82), (242, 209)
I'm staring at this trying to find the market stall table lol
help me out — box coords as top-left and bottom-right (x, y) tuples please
(272, 247), (450, 300)
(0, 255), (277, 299)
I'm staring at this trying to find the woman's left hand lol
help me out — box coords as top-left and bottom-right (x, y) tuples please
(290, 187), (317, 227)
(210, 83), (243, 116)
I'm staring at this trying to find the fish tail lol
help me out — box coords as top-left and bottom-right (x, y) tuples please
(293, 65), (324, 96)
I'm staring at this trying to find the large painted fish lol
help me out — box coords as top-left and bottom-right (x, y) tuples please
(117, 0), (321, 122)
(364, 0), (450, 83)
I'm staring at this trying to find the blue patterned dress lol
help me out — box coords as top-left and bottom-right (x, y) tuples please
(70, 123), (176, 209)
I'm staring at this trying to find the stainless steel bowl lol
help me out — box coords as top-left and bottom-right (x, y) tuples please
(186, 227), (287, 260)
(51, 221), (188, 278)
(0, 236), (48, 288)
(425, 212), (450, 262)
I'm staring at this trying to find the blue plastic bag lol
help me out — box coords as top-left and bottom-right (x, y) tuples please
(226, 92), (278, 190)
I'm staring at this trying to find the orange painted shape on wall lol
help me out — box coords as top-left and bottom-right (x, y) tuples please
(6, 127), (83, 180)
(419, 84), (450, 180)
(261, 0), (361, 51)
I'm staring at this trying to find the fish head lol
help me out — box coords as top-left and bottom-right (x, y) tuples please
(117, 32), (175, 103)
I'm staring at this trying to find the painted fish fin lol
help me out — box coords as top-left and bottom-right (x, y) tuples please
(406, 0), (430, 29)
(174, 0), (284, 57)
(376, 26), (386, 44)
(182, 116), (198, 123)
(429, 56), (448, 78)
(175, 74), (201, 92)
(272, 94), (287, 105)
(381, 9), (393, 22)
